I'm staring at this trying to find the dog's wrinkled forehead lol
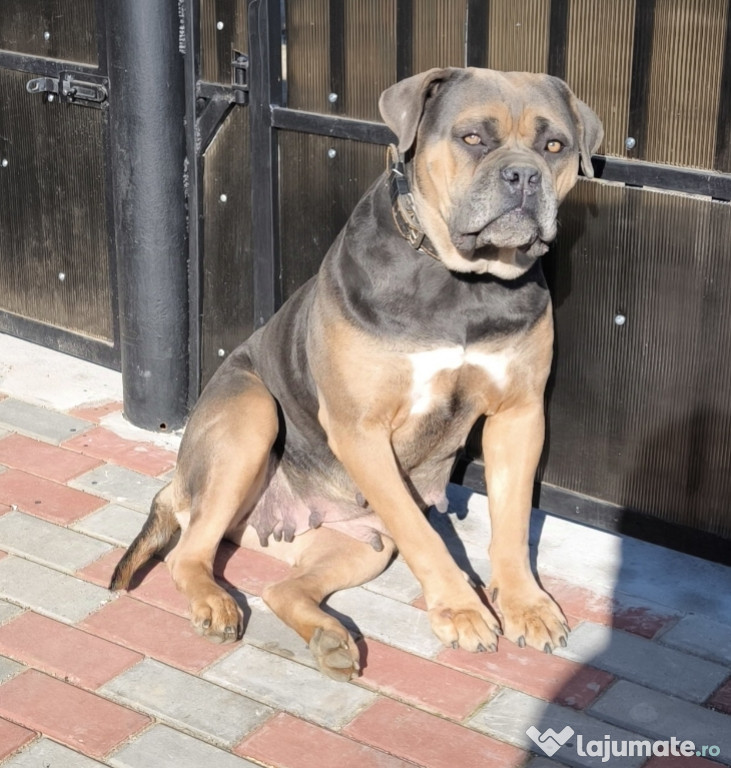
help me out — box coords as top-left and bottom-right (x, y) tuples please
(419, 70), (575, 146)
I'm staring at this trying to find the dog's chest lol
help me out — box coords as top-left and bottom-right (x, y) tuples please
(406, 345), (511, 417)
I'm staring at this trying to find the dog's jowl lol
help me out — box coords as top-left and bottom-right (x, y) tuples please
(112, 67), (603, 681)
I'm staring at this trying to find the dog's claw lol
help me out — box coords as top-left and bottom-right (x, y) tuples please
(559, 636), (567, 648)
(544, 642), (553, 654)
(477, 643), (487, 652)
(491, 588), (499, 603)
(517, 636), (526, 648)
(451, 641), (459, 649)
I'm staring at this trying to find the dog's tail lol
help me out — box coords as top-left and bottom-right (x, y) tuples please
(110, 484), (180, 591)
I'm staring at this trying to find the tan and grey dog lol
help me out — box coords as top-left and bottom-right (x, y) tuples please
(112, 67), (603, 681)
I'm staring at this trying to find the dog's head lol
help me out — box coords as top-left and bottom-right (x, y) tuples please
(379, 68), (603, 279)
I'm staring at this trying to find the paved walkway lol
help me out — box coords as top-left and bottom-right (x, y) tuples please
(0, 332), (729, 768)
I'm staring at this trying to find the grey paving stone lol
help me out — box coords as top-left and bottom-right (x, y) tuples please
(658, 614), (731, 666)
(108, 724), (260, 768)
(468, 688), (647, 768)
(72, 504), (149, 547)
(1, 738), (105, 767)
(70, 465), (164, 513)
(362, 556), (423, 604)
(0, 510), (111, 571)
(243, 597), (315, 668)
(0, 398), (92, 445)
(554, 621), (727, 703)
(204, 644), (376, 728)
(589, 680), (731, 765)
(0, 598), (23, 625)
(101, 659), (272, 747)
(326, 585), (444, 658)
(0, 654), (25, 683)
(0, 556), (112, 623)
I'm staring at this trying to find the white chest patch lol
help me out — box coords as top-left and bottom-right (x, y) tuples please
(407, 346), (510, 415)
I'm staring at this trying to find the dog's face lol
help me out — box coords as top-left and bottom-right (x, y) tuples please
(380, 68), (603, 279)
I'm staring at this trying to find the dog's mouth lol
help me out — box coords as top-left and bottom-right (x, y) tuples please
(453, 207), (554, 260)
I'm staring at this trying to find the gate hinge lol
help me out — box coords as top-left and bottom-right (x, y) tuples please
(232, 52), (249, 105)
(26, 71), (109, 109)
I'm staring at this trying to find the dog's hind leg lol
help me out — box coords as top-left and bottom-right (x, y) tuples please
(164, 368), (279, 644)
(254, 527), (395, 681)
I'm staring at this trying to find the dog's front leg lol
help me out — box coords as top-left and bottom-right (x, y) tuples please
(328, 422), (500, 652)
(482, 400), (569, 652)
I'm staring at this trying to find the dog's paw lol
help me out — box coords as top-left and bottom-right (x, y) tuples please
(428, 601), (500, 653)
(189, 588), (244, 644)
(309, 627), (360, 682)
(489, 582), (568, 653)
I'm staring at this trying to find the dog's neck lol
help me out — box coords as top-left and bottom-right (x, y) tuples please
(386, 144), (440, 262)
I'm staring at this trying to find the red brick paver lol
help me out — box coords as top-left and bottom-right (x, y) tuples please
(438, 642), (614, 709)
(0, 434), (102, 483)
(344, 697), (526, 768)
(706, 677), (731, 714)
(0, 469), (105, 523)
(81, 596), (232, 673)
(68, 401), (123, 423)
(0, 612), (142, 690)
(358, 639), (497, 720)
(0, 670), (149, 759)
(214, 541), (292, 595)
(64, 426), (176, 477)
(237, 712), (413, 768)
(76, 547), (126, 587)
(0, 717), (35, 761)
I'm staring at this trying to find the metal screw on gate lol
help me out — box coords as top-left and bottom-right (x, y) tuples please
(328, 92), (338, 103)
(43, 31), (51, 41)
(1, 159), (7, 168)
(625, 137), (636, 150)
(219, 193), (227, 203)
(216, 21), (224, 30)
(58, 272), (66, 282)
(47, 94), (55, 102)
(327, 148), (337, 159)
(614, 313), (626, 326)
(217, 348), (225, 357)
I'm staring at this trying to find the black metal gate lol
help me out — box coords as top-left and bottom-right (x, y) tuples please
(187, 0), (731, 560)
(2, 0), (731, 559)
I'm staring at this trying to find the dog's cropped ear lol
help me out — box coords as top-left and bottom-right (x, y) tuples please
(379, 68), (453, 153)
(569, 94), (603, 179)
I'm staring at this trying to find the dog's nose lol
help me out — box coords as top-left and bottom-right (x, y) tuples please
(501, 164), (541, 194)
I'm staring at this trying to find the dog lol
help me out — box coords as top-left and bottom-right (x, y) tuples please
(112, 67), (603, 681)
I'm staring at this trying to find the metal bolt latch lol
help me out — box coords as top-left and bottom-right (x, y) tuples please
(614, 313), (627, 326)
(328, 92), (338, 103)
(327, 148), (337, 159)
(625, 137), (636, 150)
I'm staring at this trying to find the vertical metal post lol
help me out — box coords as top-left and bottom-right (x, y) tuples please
(627, 0), (656, 159)
(466, 0), (489, 68)
(249, 0), (283, 327)
(714, 0), (731, 172)
(396, 0), (413, 82)
(547, 0), (569, 79)
(106, 0), (189, 430)
(183, 0), (204, 404)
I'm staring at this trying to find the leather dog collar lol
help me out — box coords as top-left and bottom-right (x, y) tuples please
(386, 144), (440, 261)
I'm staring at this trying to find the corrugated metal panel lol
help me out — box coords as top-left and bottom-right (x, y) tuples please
(644, 0), (728, 169)
(200, 0), (248, 85)
(0, 0), (97, 66)
(278, 132), (384, 300)
(565, 0), (634, 158)
(412, 0), (464, 72)
(486, 0), (550, 74)
(343, 0), (396, 121)
(0, 68), (112, 341)
(285, 0), (330, 113)
(543, 180), (731, 538)
(200, 106), (254, 386)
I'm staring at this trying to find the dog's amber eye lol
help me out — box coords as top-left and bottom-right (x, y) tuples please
(546, 140), (563, 153)
(463, 134), (482, 146)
